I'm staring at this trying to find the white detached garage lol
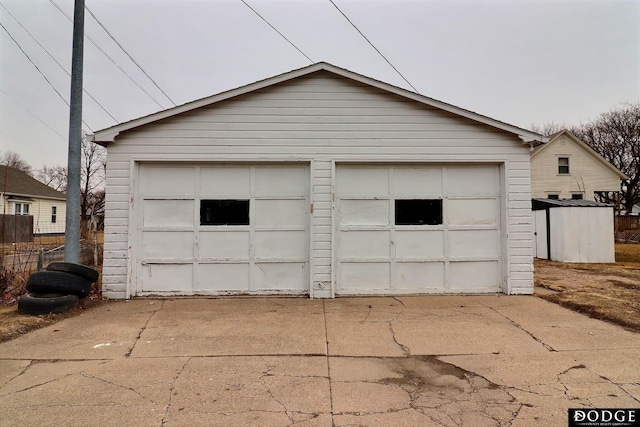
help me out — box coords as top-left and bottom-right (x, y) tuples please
(92, 62), (544, 299)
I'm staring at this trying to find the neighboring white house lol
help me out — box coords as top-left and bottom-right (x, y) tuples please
(530, 130), (627, 201)
(0, 165), (66, 235)
(92, 62), (545, 300)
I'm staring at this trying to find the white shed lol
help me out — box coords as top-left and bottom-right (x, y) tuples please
(532, 198), (615, 263)
(92, 62), (545, 299)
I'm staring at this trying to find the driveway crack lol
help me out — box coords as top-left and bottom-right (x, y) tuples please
(160, 357), (190, 426)
(80, 372), (156, 404)
(126, 300), (164, 358)
(482, 304), (556, 351)
(390, 297), (410, 356)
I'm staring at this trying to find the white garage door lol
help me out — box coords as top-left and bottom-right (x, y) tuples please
(336, 165), (503, 294)
(137, 164), (309, 295)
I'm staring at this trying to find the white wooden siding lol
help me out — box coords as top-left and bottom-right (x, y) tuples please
(102, 72), (534, 298)
(3, 197), (66, 235)
(531, 135), (621, 200)
(33, 198), (66, 235)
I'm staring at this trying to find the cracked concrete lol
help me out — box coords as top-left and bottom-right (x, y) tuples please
(0, 295), (638, 426)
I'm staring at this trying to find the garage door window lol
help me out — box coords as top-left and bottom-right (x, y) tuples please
(395, 199), (442, 225)
(200, 200), (249, 226)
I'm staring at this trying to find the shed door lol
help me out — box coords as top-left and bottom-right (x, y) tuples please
(137, 164), (309, 295)
(335, 165), (503, 294)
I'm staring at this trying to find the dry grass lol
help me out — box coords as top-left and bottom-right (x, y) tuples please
(535, 244), (640, 331)
(0, 233), (105, 342)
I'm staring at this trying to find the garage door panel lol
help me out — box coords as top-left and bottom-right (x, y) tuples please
(449, 230), (500, 258)
(448, 199), (498, 225)
(336, 167), (389, 196)
(138, 163), (310, 295)
(395, 230), (445, 258)
(254, 199), (307, 228)
(141, 264), (192, 292)
(393, 167), (442, 196)
(199, 231), (249, 259)
(254, 231), (307, 259)
(394, 262), (445, 289)
(143, 232), (194, 258)
(340, 200), (389, 226)
(446, 166), (499, 196)
(196, 264), (249, 291)
(140, 166), (195, 195)
(200, 167), (251, 197)
(339, 263), (390, 290)
(336, 164), (503, 294)
(254, 263), (307, 291)
(255, 166), (308, 197)
(339, 231), (390, 258)
(143, 200), (194, 227)
(449, 261), (500, 290)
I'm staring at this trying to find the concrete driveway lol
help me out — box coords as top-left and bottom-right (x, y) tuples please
(0, 295), (638, 426)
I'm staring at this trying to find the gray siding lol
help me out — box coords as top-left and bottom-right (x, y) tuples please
(102, 72), (533, 298)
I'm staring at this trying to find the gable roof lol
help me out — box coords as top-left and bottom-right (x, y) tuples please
(531, 130), (628, 180)
(0, 165), (66, 201)
(91, 62), (547, 145)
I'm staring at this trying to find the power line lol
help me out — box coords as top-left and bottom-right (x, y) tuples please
(0, 20), (93, 132)
(241, 0), (313, 63)
(0, 88), (66, 140)
(85, 5), (176, 107)
(328, 0), (419, 93)
(0, 22), (69, 107)
(48, 0), (166, 110)
(0, 1), (118, 123)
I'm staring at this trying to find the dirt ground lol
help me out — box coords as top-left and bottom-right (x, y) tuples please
(1, 244), (638, 342)
(535, 243), (640, 331)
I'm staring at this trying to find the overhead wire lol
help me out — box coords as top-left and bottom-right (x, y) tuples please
(0, 88), (67, 141)
(85, 5), (176, 107)
(241, 0), (314, 63)
(0, 21), (94, 132)
(327, 0), (419, 93)
(0, 1), (119, 123)
(48, 0), (166, 110)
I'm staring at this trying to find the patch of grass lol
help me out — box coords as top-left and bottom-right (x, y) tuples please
(616, 243), (640, 264)
(539, 288), (640, 331)
(535, 243), (640, 331)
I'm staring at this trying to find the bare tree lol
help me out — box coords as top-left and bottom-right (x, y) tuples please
(35, 137), (106, 236)
(36, 165), (68, 192)
(572, 103), (640, 213)
(0, 151), (32, 175)
(528, 122), (566, 137)
(79, 137), (106, 236)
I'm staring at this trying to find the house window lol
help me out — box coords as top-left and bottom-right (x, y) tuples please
(14, 203), (30, 215)
(51, 206), (57, 223)
(547, 194), (559, 200)
(571, 193), (583, 200)
(200, 200), (250, 225)
(558, 157), (570, 174)
(395, 199), (442, 225)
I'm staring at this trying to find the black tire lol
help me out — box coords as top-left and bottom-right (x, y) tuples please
(26, 270), (92, 299)
(46, 262), (99, 283)
(18, 293), (79, 315)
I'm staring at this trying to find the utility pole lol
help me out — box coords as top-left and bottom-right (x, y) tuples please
(64, 0), (84, 263)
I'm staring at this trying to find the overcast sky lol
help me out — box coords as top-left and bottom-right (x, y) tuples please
(1, 0), (639, 170)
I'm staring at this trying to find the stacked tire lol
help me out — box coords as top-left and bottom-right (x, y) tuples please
(18, 263), (99, 315)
